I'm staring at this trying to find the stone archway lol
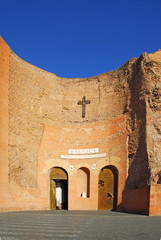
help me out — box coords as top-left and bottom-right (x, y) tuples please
(98, 165), (118, 210)
(50, 167), (68, 210)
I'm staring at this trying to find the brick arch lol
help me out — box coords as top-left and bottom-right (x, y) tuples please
(49, 167), (68, 180)
(42, 159), (71, 176)
(96, 156), (122, 175)
(75, 163), (91, 172)
(98, 164), (119, 176)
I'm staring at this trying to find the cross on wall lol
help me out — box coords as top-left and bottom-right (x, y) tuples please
(77, 96), (91, 118)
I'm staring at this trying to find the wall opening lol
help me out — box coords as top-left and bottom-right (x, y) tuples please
(98, 165), (118, 210)
(50, 167), (68, 210)
(77, 167), (90, 198)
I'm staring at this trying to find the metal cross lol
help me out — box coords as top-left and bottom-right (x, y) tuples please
(77, 96), (91, 118)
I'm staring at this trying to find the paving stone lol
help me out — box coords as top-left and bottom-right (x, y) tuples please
(0, 211), (161, 240)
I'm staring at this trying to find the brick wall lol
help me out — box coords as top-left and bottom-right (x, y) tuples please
(0, 37), (10, 211)
(149, 184), (161, 215)
(0, 36), (161, 214)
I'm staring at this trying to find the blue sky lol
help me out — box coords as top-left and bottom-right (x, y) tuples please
(1, 0), (161, 78)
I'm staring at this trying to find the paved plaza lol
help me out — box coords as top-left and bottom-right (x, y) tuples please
(0, 210), (160, 240)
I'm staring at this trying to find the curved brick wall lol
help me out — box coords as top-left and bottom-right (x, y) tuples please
(0, 37), (10, 211)
(9, 49), (127, 190)
(0, 36), (161, 215)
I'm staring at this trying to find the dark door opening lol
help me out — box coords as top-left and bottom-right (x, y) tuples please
(50, 167), (68, 210)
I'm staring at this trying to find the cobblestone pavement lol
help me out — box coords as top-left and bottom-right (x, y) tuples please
(0, 211), (160, 240)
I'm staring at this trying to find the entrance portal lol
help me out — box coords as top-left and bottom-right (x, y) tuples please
(50, 167), (68, 210)
(98, 166), (118, 210)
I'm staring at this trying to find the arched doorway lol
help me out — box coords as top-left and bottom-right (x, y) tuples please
(50, 167), (68, 210)
(98, 165), (118, 210)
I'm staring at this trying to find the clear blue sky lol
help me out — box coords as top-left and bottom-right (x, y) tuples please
(1, 0), (161, 78)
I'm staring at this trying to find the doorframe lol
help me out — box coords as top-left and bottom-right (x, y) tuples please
(98, 165), (118, 211)
(49, 167), (68, 210)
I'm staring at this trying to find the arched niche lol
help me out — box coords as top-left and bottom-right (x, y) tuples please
(77, 167), (90, 198)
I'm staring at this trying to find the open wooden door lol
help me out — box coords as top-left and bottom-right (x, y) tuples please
(50, 179), (56, 210)
(50, 167), (68, 210)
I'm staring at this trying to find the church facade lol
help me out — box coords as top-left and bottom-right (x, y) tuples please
(0, 36), (161, 215)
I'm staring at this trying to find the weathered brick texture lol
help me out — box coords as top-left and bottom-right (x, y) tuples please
(0, 36), (161, 215)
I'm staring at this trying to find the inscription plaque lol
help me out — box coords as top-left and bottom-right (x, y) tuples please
(61, 153), (106, 159)
(68, 148), (99, 154)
